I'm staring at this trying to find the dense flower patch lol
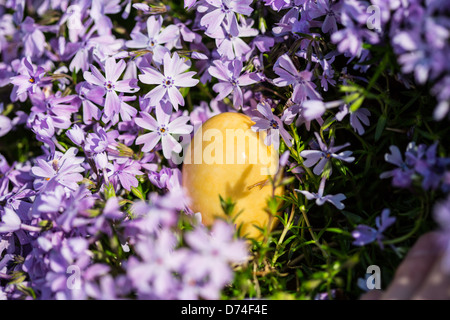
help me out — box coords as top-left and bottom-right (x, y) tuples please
(0, 0), (449, 300)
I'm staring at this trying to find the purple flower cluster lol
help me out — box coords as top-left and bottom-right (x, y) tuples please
(380, 142), (450, 191)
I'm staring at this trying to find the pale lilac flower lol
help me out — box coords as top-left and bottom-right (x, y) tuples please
(0, 115), (12, 137)
(110, 159), (143, 191)
(379, 144), (415, 188)
(251, 100), (292, 149)
(300, 132), (355, 176)
(126, 15), (177, 64)
(10, 58), (46, 97)
(83, 57), (139, 122)
(0, 208), (21, 233)
(135, 101), (193, 159)
(31, 148), (85, 191)
(138, 52), (199, 110)
(273, 54), (322, 103)
(295, 177), (347, 210)
(20, 17), (45, 58)
(208, 59), (259, 108)
(200, 0), (254, 37)
(336, 104), (371, 135)
(352, 209), (396, 249)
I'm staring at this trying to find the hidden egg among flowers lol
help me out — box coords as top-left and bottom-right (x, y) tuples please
(182, 112), (283, 240)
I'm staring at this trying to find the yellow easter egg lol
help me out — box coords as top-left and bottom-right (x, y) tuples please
(182, 112), (283, 240)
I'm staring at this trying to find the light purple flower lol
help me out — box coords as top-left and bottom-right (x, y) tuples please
(352, 209), (396, 249)
(31, 147), (85, 191)
(83, 57), (139, 122)
(135, 101), (193, 159)
(273, 54), (322, 103)
(200, 0), (254, 37)
(138, 52), (199, 110)
(251, 100), (293, 148)
(10, 58), (46, 97)
(126, 15), (177, 64)
(295, 177), (346, 210)
(379, 144), (415, 188)
(208, 59), (259, 108)
(300, 132), (354, 176)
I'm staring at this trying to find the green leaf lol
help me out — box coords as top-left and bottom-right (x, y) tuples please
(131, 186), (145, 201)
(349, 96), (365, 112)
(374, 114), (387, 141)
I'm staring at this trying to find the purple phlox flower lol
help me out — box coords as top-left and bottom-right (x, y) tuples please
(139, 52), (199, 110)
(53, 186), (95, 233)
(126, 229), (184, 299)
(37, 185), (68, 214)
(10, 58), (46, 98)
(66, 124), (85, 146)
(90, 0), (121, 36)
(405, 142), (450, 191)
(352, 209), (396, 249)
(44, 237), (92, 299)
(253, 35), (275, 53)
(110, 158), (143, 191)
(318, 56), (336, 92)
(300, 132), (355, 176)
(331, 17), (379, 58)
(84, 126), (119, 155)
(31, 147), (85, 191)
(60, 1), (90, 43)
(272, 6), (300, 36)
(0, 207), (41, 234)
(199, 0), (254, 37)
(0, 114), (12, 137)
(295, 176), (347, 210)
(182, 221), (248, 292)
(281, 100), (324, 131)
(190, 41), (219, 84)
(251, 100), (293, 149)
(379, 144), (415, 188)
(208, 59), (259, 108)
(30, 91), (80, 130)
(75, 82), (104, 124)
(167, 18), (200, 49)
(308, 0), (340, 34)
(83, 57), (139, 123)
(272, 54), (322, 103)
(27, 113), (57, 154)
(300, 99), (342, 122)
(125, 198), (178, 237)
(206, 16), (258, 60)
(262, 0), (290, 11)
(149, 167), (173, 189)
(135, 100), (193, 159)
(335, 104), (371, 135)
(20, 16), (46, 58)
(126, 15), (177, 64)
(102, 93), (138, 125)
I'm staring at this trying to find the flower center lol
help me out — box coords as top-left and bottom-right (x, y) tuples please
(148, 39), (156, 48)
(220, 4), (230, 13)
(269, 119), (279, 130)
(104, 81), (114, 91)
(158, 125), (168, 136)
(323, 151), (332, 159)
(29, 76), (36, 83)
(162, 77), (174, 88)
